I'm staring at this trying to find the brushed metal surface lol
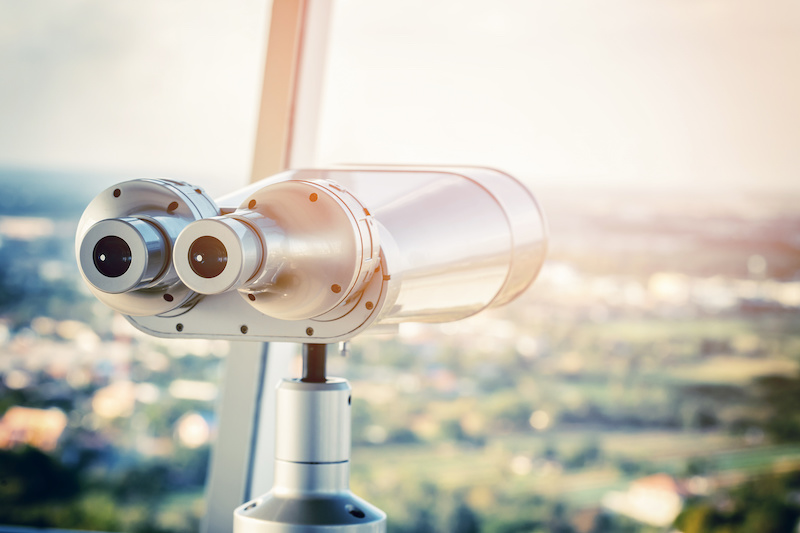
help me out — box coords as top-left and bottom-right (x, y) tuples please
(233, 378), (386, 532)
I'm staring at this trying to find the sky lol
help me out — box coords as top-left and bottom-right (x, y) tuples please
(0, 0), (798, 197)
(318, 0), (800, 192)
(0, 0), (269, 197)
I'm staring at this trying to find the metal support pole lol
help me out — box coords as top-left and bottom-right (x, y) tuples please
(233, 375), (386, 531)
(302, 343), (327, 383)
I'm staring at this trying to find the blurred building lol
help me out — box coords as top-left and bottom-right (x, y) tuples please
(0, 405), (67, 451)
(602, 473), (687, 527)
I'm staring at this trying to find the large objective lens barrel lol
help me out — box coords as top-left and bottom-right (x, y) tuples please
(173, 179), (380, 321)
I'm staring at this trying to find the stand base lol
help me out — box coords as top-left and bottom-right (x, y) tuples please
(233, 491), (386, 532)
(233, 376), (387, 532)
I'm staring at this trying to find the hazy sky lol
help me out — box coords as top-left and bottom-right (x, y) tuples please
(318, 0), (800, 192)
(1, 0), (798, 196)
(0, 0), (268, 197)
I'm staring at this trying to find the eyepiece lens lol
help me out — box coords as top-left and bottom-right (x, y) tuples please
(189, 236), (228, 279)
(93, 236), (132, 278)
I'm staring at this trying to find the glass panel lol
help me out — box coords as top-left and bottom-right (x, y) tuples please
(0, 1), (269, 531)
(317, 1), (800, 532)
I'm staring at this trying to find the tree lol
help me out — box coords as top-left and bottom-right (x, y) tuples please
(674, 471), (800, 533)
(754, 374), (800, 442)
(449, 499), (481, 533)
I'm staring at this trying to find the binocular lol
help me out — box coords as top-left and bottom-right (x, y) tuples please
(76, 167), (548, 343)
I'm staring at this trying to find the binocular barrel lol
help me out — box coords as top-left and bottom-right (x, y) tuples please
(281, 167), (547, 324)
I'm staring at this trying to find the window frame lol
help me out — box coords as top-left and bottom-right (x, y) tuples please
(202, 2), (334, 532)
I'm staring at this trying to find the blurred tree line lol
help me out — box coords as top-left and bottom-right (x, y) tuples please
(0, 445), (206, 532)
(676, 471), (800, 533)
(672, 373), (800, 532)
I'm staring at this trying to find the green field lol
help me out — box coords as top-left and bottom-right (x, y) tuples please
(351, 429), (800, 519)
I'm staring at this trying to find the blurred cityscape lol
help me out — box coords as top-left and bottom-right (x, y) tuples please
(0, 168), (799, 532)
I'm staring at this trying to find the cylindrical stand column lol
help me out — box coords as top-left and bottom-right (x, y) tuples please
(233, 376), (386, 532)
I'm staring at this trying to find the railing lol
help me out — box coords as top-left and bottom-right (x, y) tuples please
(0, 528), (104, 533)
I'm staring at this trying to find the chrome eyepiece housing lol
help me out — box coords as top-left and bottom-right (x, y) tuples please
(174, 216), (263, 295)
(80, 217), (167, 294)
(75, 179), (218, 316)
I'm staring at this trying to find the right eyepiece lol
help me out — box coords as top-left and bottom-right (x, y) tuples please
(75, 179), (218, 316)
(173, 216), (263, 295)
(188, 236), (228, 279)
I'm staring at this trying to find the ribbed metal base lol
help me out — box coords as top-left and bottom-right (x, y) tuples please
(233, 490), (386, 532)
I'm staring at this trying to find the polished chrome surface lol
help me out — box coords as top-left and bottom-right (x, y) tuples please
(237, 180), (379, 320)
(130, 255), (389, 343)
(79, 217), (166, 294)
(290, 166), (548, 323)
(271, 460), (349, 496)
(275, 378), (350, 464)
(75, 179), (218, 316)
(174, 179), (380, 321)
(233, 378), (386, 533)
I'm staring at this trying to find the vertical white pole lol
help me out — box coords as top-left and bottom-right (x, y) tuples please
(202, 1), (333, 531)
(202, 342), (268, 533)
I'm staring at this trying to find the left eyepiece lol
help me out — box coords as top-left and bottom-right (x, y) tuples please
(75, 179), (218, 316)
(78, 217), (167, 294)
(93, 236), (132, 278)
